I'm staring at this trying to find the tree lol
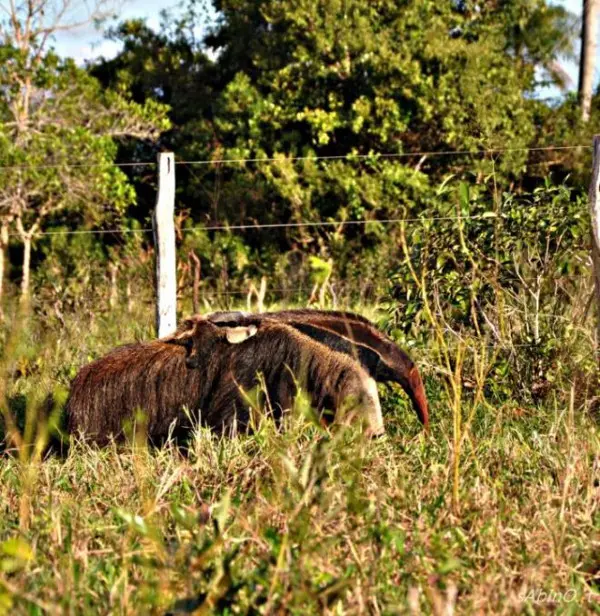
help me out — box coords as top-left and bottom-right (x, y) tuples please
(92, 0), (582, 295)
(579, 0), (599, 122)
(198, 0), (572, 274)
(89, 12), (218, 223)
(0, 0), (170, 302)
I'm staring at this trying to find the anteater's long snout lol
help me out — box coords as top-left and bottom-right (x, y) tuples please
(407, 366), (429, 428)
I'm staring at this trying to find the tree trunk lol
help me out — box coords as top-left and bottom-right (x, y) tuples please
(21, 235), (31, 302)
(579, 0), (599, 122)
(257, 276), (267, 313)
(189, 250), (201, 314)
(0, 223), (8, 315)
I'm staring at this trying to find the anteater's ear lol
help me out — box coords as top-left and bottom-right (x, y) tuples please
(164, 329), (194, 347)
(165, 316), (202, 344)
(224, 325), (257, 344)
(180, 317), (201, 331)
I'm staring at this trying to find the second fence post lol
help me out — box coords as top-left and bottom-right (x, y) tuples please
(153, 152), (177, 338)
(589, 136), (600, 350)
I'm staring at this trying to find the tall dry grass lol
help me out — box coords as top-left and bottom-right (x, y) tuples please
(0, 294), (598, 614)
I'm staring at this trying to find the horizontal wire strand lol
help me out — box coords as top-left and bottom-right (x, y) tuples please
(0, 144), (590, 171)
(0, 161), (157, 171)
(0, 144), (591, 294)
(177, 144), (591, 166)
(5, 212), (562, 237)
(196, 278), (590, 297)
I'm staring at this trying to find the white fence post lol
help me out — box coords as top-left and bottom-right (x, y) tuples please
(153, 152), (177, 338)
(580, 0), (599, 122)
(589, 136), (600, 350)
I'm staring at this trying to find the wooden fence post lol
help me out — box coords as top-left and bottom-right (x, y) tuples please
(589, 136), (600, 348)
(153, 152), (177, 338)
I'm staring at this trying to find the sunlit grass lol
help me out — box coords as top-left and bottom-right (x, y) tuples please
(0, 302), (598, 614)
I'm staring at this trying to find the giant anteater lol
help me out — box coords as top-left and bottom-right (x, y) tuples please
(65, 316), (383, 444)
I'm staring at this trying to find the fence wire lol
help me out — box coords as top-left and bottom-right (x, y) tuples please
(0, 143), (594, 300)
(0, 144), (590, 172)
(9, 213), (500, 237)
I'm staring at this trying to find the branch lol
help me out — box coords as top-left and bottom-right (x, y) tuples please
(4, 0), (122, 58)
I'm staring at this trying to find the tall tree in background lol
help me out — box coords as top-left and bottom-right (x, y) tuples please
(579, 0), (599, 122)
(89, 15), (215, 216)
(0, 0), (170, 301)
(90, 0), (580, 293)
(202, 0), (575, 241)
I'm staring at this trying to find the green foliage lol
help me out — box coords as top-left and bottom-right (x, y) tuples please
(391, 178), (589, 330)
(33, 232), (107, 309)
(0, 47), (168, 223)
(86, 0), (598, 304)
(0, 17), (169, 299)
(386, 176), (592, 407)
(199, 0), (541, 245)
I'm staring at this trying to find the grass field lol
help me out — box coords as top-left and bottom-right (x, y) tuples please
(0, 303), (599, 615)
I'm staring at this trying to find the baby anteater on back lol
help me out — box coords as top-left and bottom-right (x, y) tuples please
(65, 321), (258, 445)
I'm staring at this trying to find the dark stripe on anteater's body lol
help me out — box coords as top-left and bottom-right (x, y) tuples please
(206, 309), (429, 427)
(205, 323), (373, 422)
(181, 319), (383, 435)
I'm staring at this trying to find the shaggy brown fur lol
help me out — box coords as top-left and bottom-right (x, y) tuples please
(65, 329), (229, 445)
(65, 317), (383, 445)
(207, 309), (430, 428)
